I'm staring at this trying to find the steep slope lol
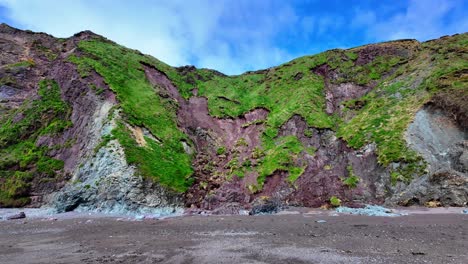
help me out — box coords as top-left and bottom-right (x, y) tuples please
(0, 24), (466, 213)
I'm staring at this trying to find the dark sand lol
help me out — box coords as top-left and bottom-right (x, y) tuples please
(0, 208), (467, 264)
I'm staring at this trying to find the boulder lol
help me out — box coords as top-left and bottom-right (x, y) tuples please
(7, 212), (26, 220)
(249, 197), (282, 215)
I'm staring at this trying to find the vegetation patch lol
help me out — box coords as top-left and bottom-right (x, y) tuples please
(69, 40), (194, 192)
(256, 135), (305, 186)
(68, 34), (467, 193)
(4, 59), (35, 69)
(216, 146), (226, 155)
(192, 47), (415, 188)
(0, 79), (70, 206)
(330, 196), (341, 207)
(342, 165), (360, 188)
(337, 34), (467, 182)
(32, 40), (58, 61)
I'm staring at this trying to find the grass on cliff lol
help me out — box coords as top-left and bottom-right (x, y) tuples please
(0, 79), (69, 207)
(337, 80), (429, 175)
(195, 53), (337, 188)
(69, 40), (194, 192)
(337, 34), (468, 182)
(195, 47), (415, 188)
(197, 53), (335, 129)
(256, 135), (306, 186)
(71, 34), (467, 192)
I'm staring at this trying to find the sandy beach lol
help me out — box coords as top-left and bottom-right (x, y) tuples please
(0, 207), (467, 264)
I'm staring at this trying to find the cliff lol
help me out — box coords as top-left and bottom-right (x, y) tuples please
(0, 24), (466, 213)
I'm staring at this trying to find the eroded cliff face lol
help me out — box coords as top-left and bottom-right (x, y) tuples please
(0, 24), (466, 212)
(0, 25), (183, 213)
(393, 105), (467, 206)
(50, 111), (184, 215)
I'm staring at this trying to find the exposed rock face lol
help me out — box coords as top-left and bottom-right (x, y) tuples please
(143, 64), (266, 210)
(144, 65), (388, 211)
(0, 24), (183, 213)
(393, 170), (467, 206)
(51, 139), (183, 215)
(324, 83), (371, 115)
(141, 33), (466, 214)
(49, 107), (184, 215)
(1, 24), (466, 213)
(406, 105), (467, 174)
(393, 105), (468, 206)
(277, 116), (387, 207)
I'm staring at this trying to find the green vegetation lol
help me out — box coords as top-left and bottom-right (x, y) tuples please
(304, 129), (313, 138)
(216, 146), (226, 155)
(0, 79), (70, 206)
(337, 34), (467, 182)
(330, 196), (341, 207)
(0, 171), (33, 207)
(256, 135), (305, 186)
(197, 55), (334, 129)
(0, 76), (17, 86)
(89, 83), (105, 95)
(69, 40), (194, 192)
(67, 33), (467, 193)
(4, 59), (35, 69)
(192, 47), (416, 188)
(193, 53), (339, 187)
(342, 165), (360, 188)
(32, 40), (58, 61)
(337, 80), (428, 180)
(345, 51), (358, 61)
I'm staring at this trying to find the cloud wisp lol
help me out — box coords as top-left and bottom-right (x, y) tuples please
(0, 0), (466, 75)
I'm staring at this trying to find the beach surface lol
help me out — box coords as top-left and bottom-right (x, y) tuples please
(0, 207), (467, 264)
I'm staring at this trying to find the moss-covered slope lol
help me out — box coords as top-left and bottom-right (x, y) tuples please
(0, 80), (70, 206)
(0, 23), (466, 208)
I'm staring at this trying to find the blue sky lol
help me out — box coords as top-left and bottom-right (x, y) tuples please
(0, 0), (467, 75)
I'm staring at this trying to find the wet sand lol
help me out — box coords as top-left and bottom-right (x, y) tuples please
(0, 208), (467, 264)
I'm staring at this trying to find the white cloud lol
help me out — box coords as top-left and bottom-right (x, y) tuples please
(354, 0), (467, 41)
(0, 0), (296, 74)
(1, 0), (465, 74)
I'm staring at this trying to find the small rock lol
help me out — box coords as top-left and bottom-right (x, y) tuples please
(249, 197), (282, 215)
(135, 215), (144, 221)
(6, 212), (26, 220)
(462, 209), (468, 214)
(426, 200), (441, 208)
(316, 220), (327, 223)
(239, 210), (249, 215)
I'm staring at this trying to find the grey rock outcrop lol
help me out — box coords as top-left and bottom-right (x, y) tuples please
(51, 139), (183, 215)
(393, 105), (468, 206)
(49, 110), (183, 216)
(392, 170), (467, 206)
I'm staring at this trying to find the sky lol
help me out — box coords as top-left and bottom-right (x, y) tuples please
(0, 0), (467, 75)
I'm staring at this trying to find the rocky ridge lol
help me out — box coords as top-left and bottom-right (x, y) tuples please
(0, 24), (466, 214)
